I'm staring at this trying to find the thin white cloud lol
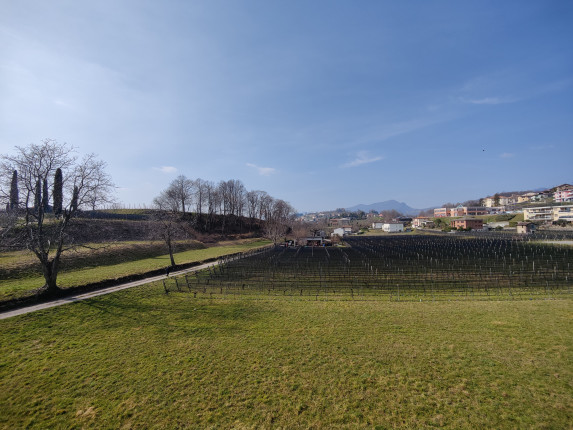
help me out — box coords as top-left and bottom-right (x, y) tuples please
(500, 152), (515, 159)
(461, 96), (518, 105)
(153, 166), (178, 173)
(530, 144), (555, 150)
(247, 163), (276, 176)
(458, 74), (572, 107)
(342, 151), (384, 168)
(352, 116), (452, 147)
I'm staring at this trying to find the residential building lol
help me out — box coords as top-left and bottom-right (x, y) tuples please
(483, 197), (495, 207)
(459, 206), (489, 216)
(516, 222), (536, 234)
(553, 206), (573, 222)
(412, 217), (433, 228)
(371, 222), (384, 229)
(517, 193), (536, 203)
(530, 191), (551, 202)
(524, 206), (553, 221)
(483, 195), (518, 207)
(331, 228), (346, 237)
(434, 207), (450, 217)
(435, 205), (488, 217)
(523, 205), (573, 222)
(488, 206), (507, 214)
(450, 217), (484, 230)
(554, 188), (573, 203)
(330, 217), (351, 226)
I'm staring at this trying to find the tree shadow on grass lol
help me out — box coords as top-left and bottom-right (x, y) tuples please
(78, 292), (269, 337)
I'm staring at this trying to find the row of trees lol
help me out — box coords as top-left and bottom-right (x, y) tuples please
(154, 175), (294, 220)
(2, 146), (114, 214)
(7, 167), (66, 215)
(153, 175), (296, 239)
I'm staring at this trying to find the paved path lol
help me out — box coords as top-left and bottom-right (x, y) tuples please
(539, 240), (573, 246)
(0, 260), (221, 320)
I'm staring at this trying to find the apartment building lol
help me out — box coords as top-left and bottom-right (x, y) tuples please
(523, 205), (573, 222)
(434, 205), (489, 217)
(450, 217), (484, 230)
(483, 195), (519, 207)
(554, 188), (573, 203)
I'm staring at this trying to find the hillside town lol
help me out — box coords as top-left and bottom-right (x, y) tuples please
(297, 184), (573, 238)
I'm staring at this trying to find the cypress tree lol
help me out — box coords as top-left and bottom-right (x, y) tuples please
(42, 178), (49, 212)
(34, 179), (41, 211)
(9, 170), (18, 210)
(71, 186), (79, 212)
(53, 168), (63, 216)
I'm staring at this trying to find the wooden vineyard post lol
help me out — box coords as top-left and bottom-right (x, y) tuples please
(163, 280), (169, 294)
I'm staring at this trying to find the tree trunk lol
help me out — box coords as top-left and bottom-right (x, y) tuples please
(167, 238), (176, 267)
(40, 257), (61, 295)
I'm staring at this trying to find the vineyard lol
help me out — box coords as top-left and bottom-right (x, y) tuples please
(164, 235), (573, 301)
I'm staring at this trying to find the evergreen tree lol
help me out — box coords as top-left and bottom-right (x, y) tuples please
(34, 179), (41, 211)
(42, 178), (49, 212)
(9, 170), (18, 210)
(71, 186), (79, 212)
(53, 168), (63, 216)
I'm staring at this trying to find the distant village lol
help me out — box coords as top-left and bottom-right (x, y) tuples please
(296, 184), (573, 242)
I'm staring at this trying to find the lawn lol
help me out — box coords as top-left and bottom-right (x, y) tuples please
(1, 286), (571, 429)
(0, 239), (271, 301)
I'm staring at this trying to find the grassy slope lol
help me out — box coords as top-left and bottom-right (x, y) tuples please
(0, 240), (270, 300)
(0, 287), (571, 429)
(0, 240), (206, 275)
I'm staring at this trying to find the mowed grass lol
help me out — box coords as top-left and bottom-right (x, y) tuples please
(0, 240), (270, 300)
(1, 286), (571, 429)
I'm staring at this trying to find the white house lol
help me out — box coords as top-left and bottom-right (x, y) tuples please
(383, 222), (404, 233)
(332, 228), (346, 237)
(372, 222), (384, 229)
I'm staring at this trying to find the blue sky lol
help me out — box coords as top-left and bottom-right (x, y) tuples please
(1, 1), (572, 212)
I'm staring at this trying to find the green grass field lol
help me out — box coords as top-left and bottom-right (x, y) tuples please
(0, 239), (270, 301)
(1, 285), (571, 429)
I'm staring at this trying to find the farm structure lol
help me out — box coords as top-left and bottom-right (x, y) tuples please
(372, 222), (403, 232)
(165, 235), (573, 301)
(383, 222), (404, 233)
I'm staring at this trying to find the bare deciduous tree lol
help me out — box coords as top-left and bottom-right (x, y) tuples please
(0, 139), (115, 296)
(153, 175), (194, 213)
(264, 198), (295, 244)
(193, 178), (207, 215)
(80, 157), (115, 210)
(152, 195), (193, 268)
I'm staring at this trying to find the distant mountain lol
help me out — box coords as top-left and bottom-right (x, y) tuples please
(346, 200), (428, 215)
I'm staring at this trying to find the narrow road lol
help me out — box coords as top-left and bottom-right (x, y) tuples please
(0, 260), (221, 320)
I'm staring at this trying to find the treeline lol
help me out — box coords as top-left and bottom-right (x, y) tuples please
(1, 160), (114, 214)
(154, 175), (296, 239)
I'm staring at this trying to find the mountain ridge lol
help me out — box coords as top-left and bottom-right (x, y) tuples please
(346, 200), (430, 215)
